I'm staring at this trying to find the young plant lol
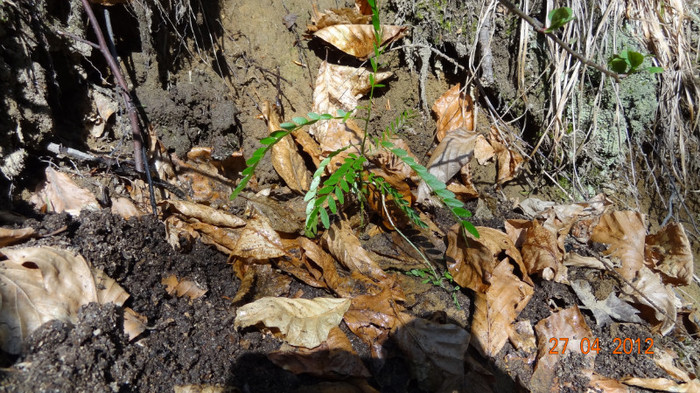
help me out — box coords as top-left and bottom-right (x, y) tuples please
(608, 49), (664, 74)
(406, 269), (462, 309)
(232, 0), (478, 241)
(544, 7), (574, 33)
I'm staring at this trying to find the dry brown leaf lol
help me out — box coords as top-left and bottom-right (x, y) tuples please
(246, 192), (307, 235)
(653, 347), (694, 382)
(372, 136), (418, 179)
(416, 128), (478, 206)
(0, 247), (129, 354)
(123, 307), (147, 341)
(364, 167), (413, 229)
(110, 197), (143, 219)
(591, 211), (646, 281)
(471, 259), (534, 357)
(354, 0), (372, 15)
(474, 134), (495, 164)
(259, 101), (313, 193)
(446, 225), (532, 293)
(570, 280), (643, 326)
(0, 227), (35, 248)
(314, 25), (407, 60)
(189, 219), (241, 253)
(310, 61), (390, 160)
(307, 6), (372, 32)
(620, 266), (677, 335)
(162, 274), (207, 300)
(622, 377), (700, 393)
(231, 207), (285, 259)
(275, 240), (327, 289)
(89, 89), (118, 138)
(531, 306), (596, 393)
(432, 84), (475, 141)
(509, 320), (537, 356)
(164, 200), (245, 228)
(645, 223), (693, 286)
(268, 326), (371, 378)
(392, 317), (470, 392)
(172, 147), (239, 208)
(323, 220), (387, 279)
(487, 126), (524, 184)
(564, 253), (606, 270)
(173, 385), (230, 393)
(344, 286), (407, 358)
(234, 296), (351, 349)
(30, 167), (100, 216)
(588, 373), (631, 393)
(521, 220), (566, 282)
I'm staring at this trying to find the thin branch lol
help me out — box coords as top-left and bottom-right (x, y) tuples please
(80, 0), (145, 173)
(497, 0), (621, 82)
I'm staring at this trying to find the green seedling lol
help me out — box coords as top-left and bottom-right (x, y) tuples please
(608, 49), (664, 74)
(544, 7), (574, 33)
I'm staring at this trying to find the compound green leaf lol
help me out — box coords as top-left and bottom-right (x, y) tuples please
(327, 196), (337, 214)
(292, 117), (309, 126)
(335, 186), (345, 204)
(280, 122), (296, 130)
(320, 207), (330, 229)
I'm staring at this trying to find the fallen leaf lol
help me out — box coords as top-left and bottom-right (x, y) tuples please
(591, 211), (647, 281)
(587, 373), (631, 393)
(110, 197), (143, 219)
(234, 297), (351, 348)
(161, 274), (207, 300)
(173, 385), (230, 393)
(260, 101), (313, 193)
(416, 128), (479, 206)
(446, 225), (532, 293)
(268, 326), (371, 378)
(0, 227), (36, 248)
(172, 147), (238, 208)
(307, 6), (371, 32)
(621, 377), (700, 393)
(231, 206), (285, 259)
(323, 220), (387, 279)
(344, 286), (406, 358)
(471, 258), (534, 357)
(653, 347), (694, 383)
(570, 280), (642, 326)
(0, 247), (129, 354)
(620, 266), (678, 335)
(392, 317), (470, 392)
(531, 306), (596, 393)
(509, 320), (537, 357)
(487, 126), (524, 184)
(432, 84), (474, 141)
(30, 167), (100, 216)
(246, 193), (307, 234)
(364, 167), (413, 229)
(123, 307), (147, 341)
(645, 223), (693, 286)
(520, 220), (566, 282)
(474, 134), (495, 164)
(164, 200), (245, 228)
(89, 88), (118, 138)
(564, 253), (606, 270)
(314, 24), (407, 60)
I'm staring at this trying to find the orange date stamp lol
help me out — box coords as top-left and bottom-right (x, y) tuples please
(548, 337), (655, 355)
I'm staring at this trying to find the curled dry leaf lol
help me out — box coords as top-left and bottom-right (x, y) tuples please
(644, 223), (693, 286)
(89, 88), (118, 138)
(531, 306), (595, 393)
(591, 211), (646, 281)
(268, 326), (371, 378)
(471, 258), (534, 358)
(392, 317), (470, 392)
(260, 101), (312, 193)
(520, 220), (567, 282)
(123, 307), (148, 341)
(172, 147), (241, 208)
(474, 134), (495, 164)
(0, 227), (35, 248)
(432, 84), (475, 141)
(164, 200), (245, 228)
(344, 286), (407, 358)
(231, 206), (285, 259)
(314, 24), (408, 60)
(323, 220), (387, 279)
(310, 61), (390, 158)
(487, 126), (524, 184)
(509, 320), (537, 356)
(110, 197), (143, 219)
(620, 266), (677, 335)
(621, 377), (700, 393)
(30, 167), (100, 216)
(0, 247), (129, 354)
(161, 274), (207, 300)
(234, 296), (351, 349)
(416, 128), (478, 206)
(563, 253), (606, 270)
(588, 373), (632, 393)
(446, 224), (532, 293)
(307, 6), (371, 32)
(570, 280), (642, 326)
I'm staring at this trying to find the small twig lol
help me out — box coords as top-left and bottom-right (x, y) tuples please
(497, 0), (620, 82)
(79, 0), (145, 173)
(56, 30), (100, 50)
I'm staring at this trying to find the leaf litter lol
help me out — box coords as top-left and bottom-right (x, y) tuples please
(2, 0), (698, 391)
